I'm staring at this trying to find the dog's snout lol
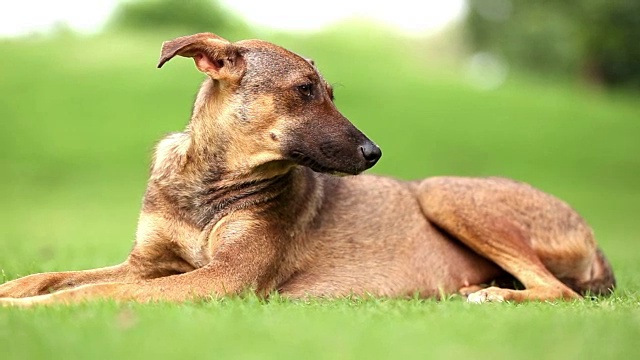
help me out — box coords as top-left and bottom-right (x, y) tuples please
(360, 142), (382, 166)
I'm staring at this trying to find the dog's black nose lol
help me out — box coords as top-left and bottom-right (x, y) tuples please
(360, 142), (382, 165)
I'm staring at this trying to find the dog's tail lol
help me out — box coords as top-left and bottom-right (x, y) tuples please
(562, 247), (616, 296)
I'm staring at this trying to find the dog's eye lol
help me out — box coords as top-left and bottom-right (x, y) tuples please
(297, 84), (313, 98)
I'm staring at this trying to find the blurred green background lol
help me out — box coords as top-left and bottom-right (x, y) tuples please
(1, 0), (639, 359)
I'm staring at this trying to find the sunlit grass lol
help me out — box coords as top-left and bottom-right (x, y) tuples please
(2, 295), (640, 360)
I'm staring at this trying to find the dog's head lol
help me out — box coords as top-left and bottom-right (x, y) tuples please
(158, 33), (381, 176)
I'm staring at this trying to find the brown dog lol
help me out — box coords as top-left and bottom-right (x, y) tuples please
(0, 33), (615, 306)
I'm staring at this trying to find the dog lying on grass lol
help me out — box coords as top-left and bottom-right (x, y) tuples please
(0, 33), (615, 306)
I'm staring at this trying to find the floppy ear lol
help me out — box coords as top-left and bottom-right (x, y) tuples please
(157, 33), (245, 81)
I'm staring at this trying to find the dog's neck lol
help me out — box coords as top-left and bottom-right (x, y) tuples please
(186, 79), (292, 181)
(186, 79), (234, 175)
(145, 79), (299, 228)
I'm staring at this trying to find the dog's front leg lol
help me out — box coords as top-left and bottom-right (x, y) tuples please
(1, 217), (283, 306)
(0, 257), (274, 306)
(0, 263), (139, 299)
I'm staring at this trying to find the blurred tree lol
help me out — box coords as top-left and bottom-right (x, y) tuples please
(108, 0), (246, 35)
(465, 0), (640, 89)
(583, 1), (640, 88)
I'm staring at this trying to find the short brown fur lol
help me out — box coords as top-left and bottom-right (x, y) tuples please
(0, 33), (615, 306)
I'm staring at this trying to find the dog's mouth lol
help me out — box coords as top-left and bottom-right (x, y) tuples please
(289, 151), (353, 176)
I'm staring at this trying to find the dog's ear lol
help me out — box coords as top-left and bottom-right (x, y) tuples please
(157, 33), (244, 81)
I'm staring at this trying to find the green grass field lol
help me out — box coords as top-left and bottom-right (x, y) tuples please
(1, 29), (639, 359)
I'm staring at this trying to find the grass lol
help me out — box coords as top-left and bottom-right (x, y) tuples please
(1, 28), (639, 359)
(2, 296), (640, 359)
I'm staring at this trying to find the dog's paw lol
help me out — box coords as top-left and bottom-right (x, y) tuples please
(466, 288), (506, 304)
(0, 297), (28, 307)
(458, 285), (484, 297)
(0, 294), (54, 307)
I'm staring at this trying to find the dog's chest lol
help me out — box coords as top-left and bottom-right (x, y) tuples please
(169, 225), (214, 269)
(181, 241), (212, 268)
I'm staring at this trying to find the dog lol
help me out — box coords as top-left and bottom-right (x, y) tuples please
(0, 33), (615, 306)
